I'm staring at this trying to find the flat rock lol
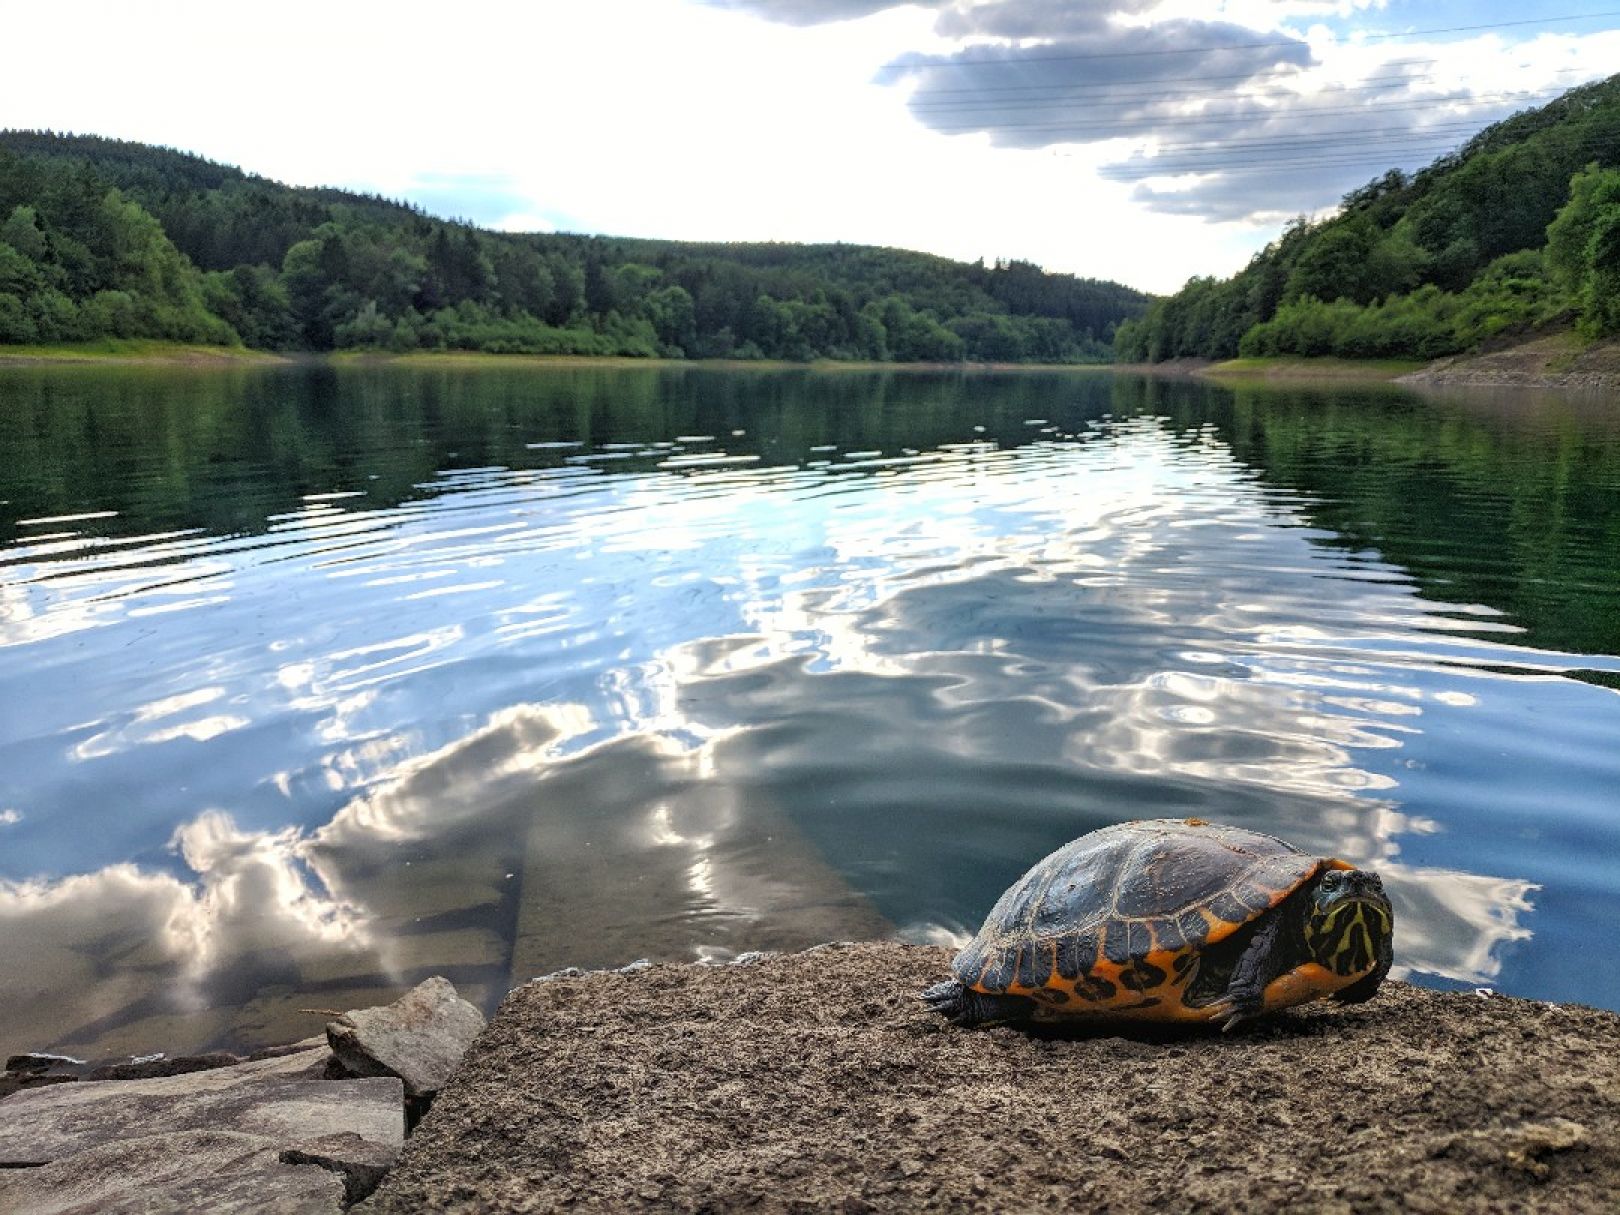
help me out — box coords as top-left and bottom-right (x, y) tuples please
(370, 942), (1620, 1214)
(0, 1128), (345, 1215)
(327, 977), (485, 1099)
(0, 1047), (402, 1167)
(280, 1132), (398, 1205)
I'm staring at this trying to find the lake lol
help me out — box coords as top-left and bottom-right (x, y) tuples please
(1, 363), (1618, 1059)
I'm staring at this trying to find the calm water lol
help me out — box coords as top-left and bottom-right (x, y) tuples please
(1, 364), (1618, 1058)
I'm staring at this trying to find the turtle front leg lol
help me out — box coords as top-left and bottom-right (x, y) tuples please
(1207, 915), (1285, 1033)
(921, 980), (1037, 1027)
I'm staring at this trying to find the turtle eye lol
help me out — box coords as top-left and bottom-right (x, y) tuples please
(1321, 870), (1341, 889)
(1368, 873), (1384, 890)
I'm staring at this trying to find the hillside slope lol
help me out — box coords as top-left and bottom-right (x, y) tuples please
(1117, 74), (1620, 364)
(0, 132), (1148, 362)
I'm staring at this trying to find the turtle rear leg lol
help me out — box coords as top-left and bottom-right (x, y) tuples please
(921, 979), (1036, 1027)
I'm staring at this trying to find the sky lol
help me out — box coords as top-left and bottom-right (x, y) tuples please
(3, 0), (1618, 293)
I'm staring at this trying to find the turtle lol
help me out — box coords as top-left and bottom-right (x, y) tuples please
(922, 817), (1393, 1030)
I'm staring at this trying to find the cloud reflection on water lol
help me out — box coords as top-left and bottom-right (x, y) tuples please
(0, 376), (1599, 1056)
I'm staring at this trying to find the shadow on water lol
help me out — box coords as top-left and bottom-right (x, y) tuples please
(2, 364), (1619, 1057)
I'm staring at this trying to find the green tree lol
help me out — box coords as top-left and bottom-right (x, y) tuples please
(1546, 163), (1620, 336)
(1, 204), (47, 261)
(644, 284), (696, 355)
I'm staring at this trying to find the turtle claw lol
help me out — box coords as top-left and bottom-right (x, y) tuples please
(1207, 997), (1259, 1033)
(920, 980), (965, 1021)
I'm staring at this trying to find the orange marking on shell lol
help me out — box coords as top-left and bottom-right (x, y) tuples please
(1183, 817), (1208, 827)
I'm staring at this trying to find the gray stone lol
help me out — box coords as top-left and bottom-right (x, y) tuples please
(0, 1128), (345, 1214)
(86, 1051), (242, 1081)
(0, 1048), (402, 1167)
(2, 1054), (94, 1098)
(4, 1053), (87, 1073)
(247, 1035), (329, 1062)
(280, 1132), (398, 1205)
(325, 977), (484, 1100)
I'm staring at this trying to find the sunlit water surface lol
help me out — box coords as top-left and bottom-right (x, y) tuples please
(1, 365), (1617, 1057)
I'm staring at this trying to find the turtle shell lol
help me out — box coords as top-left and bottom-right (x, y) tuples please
(952, 818), (1348, 1019)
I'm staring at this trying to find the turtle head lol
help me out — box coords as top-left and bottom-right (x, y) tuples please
(1303, 866), (1393, 977)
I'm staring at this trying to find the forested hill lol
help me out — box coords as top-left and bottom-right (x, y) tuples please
(0, 131), (1148, 361)
(1117, 74), (1620, 363)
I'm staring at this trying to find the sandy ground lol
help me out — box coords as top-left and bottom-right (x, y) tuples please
(367, 942), (1620, 1214)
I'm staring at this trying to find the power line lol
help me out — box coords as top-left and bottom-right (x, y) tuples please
(910, 70), (1438, 110)
(874, 10), (1620, 74)
(906, 61), (1436, 100)
(1060, 134), (1488, 176)
(1105, 145), (1477, 175)
(1133, 124), (1497, 157)
(906, 67), (1596, 116)
(1080, 131), (1619, 177)
(922, 88), (1569, 136)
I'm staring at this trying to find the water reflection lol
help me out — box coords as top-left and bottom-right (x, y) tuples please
(2, 365), (1619, 1057)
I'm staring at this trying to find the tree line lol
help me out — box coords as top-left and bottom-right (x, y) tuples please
(1116, 74), (1620, 363)
(0, 131), (1148, 362)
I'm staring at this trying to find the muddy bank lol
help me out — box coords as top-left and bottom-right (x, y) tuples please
(1398, 332), (1620, 390)
(369, 942), (1620, 1214)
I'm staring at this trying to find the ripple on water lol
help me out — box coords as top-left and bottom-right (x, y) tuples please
(1, 367), (1619, 1057)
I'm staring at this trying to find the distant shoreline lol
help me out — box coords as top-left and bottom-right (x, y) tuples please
(5, 339), (1617, 390)
(0, 340), (290, 367)
(0, 343), (1116, 373)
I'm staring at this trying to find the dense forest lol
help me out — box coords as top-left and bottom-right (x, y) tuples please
(0, 131), (1147, 362)
(1116, 73), (1620, 363)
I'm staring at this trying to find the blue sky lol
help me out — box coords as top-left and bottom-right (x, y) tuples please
(2, 0), (1617, 292)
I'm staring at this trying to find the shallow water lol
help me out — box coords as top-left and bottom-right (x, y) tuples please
(1, 364), (1617, 1057)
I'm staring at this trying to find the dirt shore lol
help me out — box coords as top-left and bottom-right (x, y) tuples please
(367, 942), (1620, 1214)
(1397, 332), (1620, 390)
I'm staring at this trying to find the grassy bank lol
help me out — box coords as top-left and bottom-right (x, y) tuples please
(0, 343), (1120, 373)
(1202, 356), (1427, 382)
(0, 340), (287, 366)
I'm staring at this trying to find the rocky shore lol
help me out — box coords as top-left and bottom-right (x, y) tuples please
(372, 944), (1620, 1214)
(1396, 332), (1620, 390)
(0, 978), (485, 1212)
(4, 944), (1619, 1212)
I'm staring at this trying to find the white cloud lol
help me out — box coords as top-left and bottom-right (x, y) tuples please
(0, 809), (20, 826)
(0, 0), (1613, 292)
(491, 212), (559, 234)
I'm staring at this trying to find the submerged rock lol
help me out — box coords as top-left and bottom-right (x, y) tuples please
(4, 1053), (87, 1074)
(86, 1051), (243, 1081)
(325, 977), (485, 1101)
(1, 1049), (252, 1097)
